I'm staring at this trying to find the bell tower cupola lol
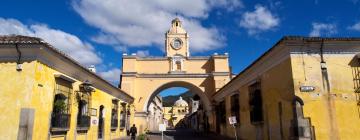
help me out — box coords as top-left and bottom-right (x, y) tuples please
(165, 18), (189, 57)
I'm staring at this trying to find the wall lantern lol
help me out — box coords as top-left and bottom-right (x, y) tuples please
(80, 80), (94, 92)
(320, 62), (327, 70)
(300, 86), (315, 92)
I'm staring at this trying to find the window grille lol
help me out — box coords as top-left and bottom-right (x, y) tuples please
(51, 78), (73, 131)
(248, 82), (264, 124)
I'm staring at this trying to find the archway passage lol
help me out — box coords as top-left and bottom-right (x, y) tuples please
(145, 81), (212, 113)
(119, 18), (231, 134)
(145, 81), (210, 132)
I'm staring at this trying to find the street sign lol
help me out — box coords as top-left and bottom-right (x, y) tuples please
(159, 124), (166, 131)
(228, 116), (238, 140)
(229, 116), (237, 125)
(159, 123), (167, 140)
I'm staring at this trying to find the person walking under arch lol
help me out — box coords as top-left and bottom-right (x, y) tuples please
(130, 124), (137, 140)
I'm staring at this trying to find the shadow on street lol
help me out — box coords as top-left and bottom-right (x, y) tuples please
(145, 128), (235, 140)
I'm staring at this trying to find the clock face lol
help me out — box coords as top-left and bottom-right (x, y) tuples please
(172, 39), (182, 50)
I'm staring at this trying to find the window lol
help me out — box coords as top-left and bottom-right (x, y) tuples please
(248, 82), (263, 124)
(51, 78), (72, 131)
(176, 61), (181, 71)
(77, 83), (92, 130)
(219, 101), (226, 124)
(171, 56), (184, 72)
(111, 100), (119, 130)
(231, 93), (240, 124)
(119, 103), (127, 129)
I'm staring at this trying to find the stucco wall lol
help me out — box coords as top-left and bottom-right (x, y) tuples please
(0, 61), (36, 140)
(0, 61), (128, 140)
(217, 57), (294, 139)
(291, 53), (360, 140)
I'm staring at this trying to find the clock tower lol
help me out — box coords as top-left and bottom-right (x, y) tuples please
(165, 18), (189, 57)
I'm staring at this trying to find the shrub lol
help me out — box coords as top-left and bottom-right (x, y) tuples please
(137, 134), (147, 140)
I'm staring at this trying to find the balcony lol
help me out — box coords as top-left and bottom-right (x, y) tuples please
(77, 115), (90, 130)
(51, 113), (70, 132)
(111, 119), (118, 130)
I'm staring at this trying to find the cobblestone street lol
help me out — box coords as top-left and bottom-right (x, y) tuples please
(114, 128), (235, 140)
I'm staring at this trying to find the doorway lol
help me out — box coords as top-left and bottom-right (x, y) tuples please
(98, 105), (104, 139)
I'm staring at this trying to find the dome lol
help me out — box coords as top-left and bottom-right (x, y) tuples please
(174, 96), (188, 107)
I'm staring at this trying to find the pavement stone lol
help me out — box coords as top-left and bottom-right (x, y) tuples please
(113, 128), (236, 140)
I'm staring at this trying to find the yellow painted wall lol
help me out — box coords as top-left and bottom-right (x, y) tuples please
(0, 61), (128, 140)
(219, 52), (360, 140)
(136, 60), (170, 74)
(213, 57), (230, 72)
(219, 58), (294, 140)
(0, 61), (36, 140)
(124, 58), (216, 74)
(163, 106), (188, 127)
(291, 54), (360, 140)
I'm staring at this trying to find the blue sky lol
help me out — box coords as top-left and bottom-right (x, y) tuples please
(1, 0), (360, 89)
(159, 87), (189, 97)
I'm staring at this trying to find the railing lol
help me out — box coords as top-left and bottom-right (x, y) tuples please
(51, 113), (70, 131)
(77, 115), (90, 130)
(111, 119), (118, 130)
(120, 119), (126, 129)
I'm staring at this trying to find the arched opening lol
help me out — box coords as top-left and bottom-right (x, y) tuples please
(98, 105), (104, 139)
(144, 81), (211, 132)
(175, 61), (181, 71)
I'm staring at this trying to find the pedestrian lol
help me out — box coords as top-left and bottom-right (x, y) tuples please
(130, 124), (137, 140)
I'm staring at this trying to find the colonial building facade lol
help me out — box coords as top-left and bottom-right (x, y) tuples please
(163, 96), (189, 128)
(0, 36), (134, 140)
(2, 18), (360, 140)
(213, 36), (360, 140)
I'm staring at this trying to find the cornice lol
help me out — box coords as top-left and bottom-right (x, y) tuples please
(0, 40), (134, 103)
(213, 37), (360, 102)
(121, 72), (229, 78)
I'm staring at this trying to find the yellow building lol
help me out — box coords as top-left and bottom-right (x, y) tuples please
(120, 18), (231, 133)
(213, 36), (360, 140)
(0, 35), (134, 140)
(163, 97), (189, 128)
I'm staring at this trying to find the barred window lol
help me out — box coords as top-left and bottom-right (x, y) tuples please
(219, 101), (226, 124)
(54, 78), (72, 114)
(51, 78), (73, 131)
(119, 103), (127, 128)
(111, 100), (119, 129)
(248, 82), (263, 124)
(231, 93), (240, 124)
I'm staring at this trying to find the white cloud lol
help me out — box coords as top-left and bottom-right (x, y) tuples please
(239, 5), (279, 35)
(309, 22), (337, 37)
(72, 0), (240, 53)
(348, 22), (360, 31)
(98, 68), (121, 84)
(209, 0), (243, 11)
(136, 50), (149, 57)
(0, 18), (102, 66)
